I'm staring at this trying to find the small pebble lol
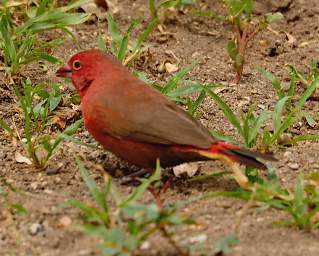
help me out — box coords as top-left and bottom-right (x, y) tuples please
(28, 223), (43, 236)
(78, 249), (93, 256)
(140, 241), (151, 250)
(277, 133), (292, 145)
(288, 163), (299, 170)
(283, 151), (292, 158)
(59, 216), (72, 228)
(30, 182), (38, 190)
(55, 177), (62, 183)
(44, 189), (54, 194)
(46, 167), (59, 176)
(258, 104), (266, 110)
(213, 225), (222, 231)
(309, 158), (315, 164)
(188, 234), (207, 243)
(283, 151), (292, 163)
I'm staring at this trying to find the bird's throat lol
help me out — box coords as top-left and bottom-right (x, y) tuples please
(77, 78), (93, 97)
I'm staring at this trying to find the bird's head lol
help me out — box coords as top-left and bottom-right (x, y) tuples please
(56, 49), (113, 96)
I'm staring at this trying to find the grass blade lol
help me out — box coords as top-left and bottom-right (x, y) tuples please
(76, 157), (109, 214)
(292, 175), (307, 225)
(284, 134), (319, 145)
(210, 131), (240, 145)
(97, 32), (107, 52)
(204, 87), (243, 136)
(248, 110), (269, 145)
(117, 19), (139, 63)
(272, 96), (290, 131)
(106, 12), (122, 54)
(257, 67), (284, 99)
(132, 16), (158, 53)
(52, 119), (83, 151)
(119, 159), (161, 208)
(188, 89), (206, 116)
(0, 12), (17, 66)
(0, 117), (15, 137)
(161, 63), (196, 94)
(270, 76), (319, 144)
(295, 76), (319, 110)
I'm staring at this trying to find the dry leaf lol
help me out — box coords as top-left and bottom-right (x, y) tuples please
(214, 86), (227, 94)
(284, 31), (296, 45)
(158, 61), (166, 73)
(105, 0), (119, 14)
(0, 0), (26, 8)
(15, 152), (32, 165)
(79, 0), (119, 19)
(79, 2), (107, 21)
(165, 62), (178, 73)
(299, 41), (310, 47)
(51, 115), (66, 129)
(173, 162), (199, 177)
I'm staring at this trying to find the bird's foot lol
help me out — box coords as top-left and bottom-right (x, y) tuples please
(120, 168), (153, 185)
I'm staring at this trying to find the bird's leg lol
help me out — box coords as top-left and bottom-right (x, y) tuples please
(162, 176), (174, 194)
(148, 184), (163, 209)
(148, 176), (174, 209)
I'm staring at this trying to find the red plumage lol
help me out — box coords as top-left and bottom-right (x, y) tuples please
(56, 49), (274, 171)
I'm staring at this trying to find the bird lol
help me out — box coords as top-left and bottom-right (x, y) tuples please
(56, 49), (275, 188)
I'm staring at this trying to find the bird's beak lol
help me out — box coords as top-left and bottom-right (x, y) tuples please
(56, 64), (72, 78)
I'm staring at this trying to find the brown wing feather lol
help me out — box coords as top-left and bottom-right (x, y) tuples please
(85, 73), (214, 149)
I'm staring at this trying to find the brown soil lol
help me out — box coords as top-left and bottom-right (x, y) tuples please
(1, 0), (319, 255)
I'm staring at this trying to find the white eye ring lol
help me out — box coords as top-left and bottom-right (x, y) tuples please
(73, 60), (82, 70)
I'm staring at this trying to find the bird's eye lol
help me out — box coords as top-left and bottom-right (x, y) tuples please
(73, 60), (82, 70)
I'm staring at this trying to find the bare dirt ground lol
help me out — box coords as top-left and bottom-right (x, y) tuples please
(1, 0), (319, 255)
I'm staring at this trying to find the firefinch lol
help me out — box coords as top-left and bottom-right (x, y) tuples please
(57, 49), (274, 186)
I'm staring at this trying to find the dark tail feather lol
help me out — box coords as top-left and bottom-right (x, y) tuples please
(209, 142), (276, 170)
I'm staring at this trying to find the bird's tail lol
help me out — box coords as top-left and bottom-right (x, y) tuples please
(178, 142), (276, 169)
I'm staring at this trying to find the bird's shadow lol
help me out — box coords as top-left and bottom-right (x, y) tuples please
(102, 158), (240, 194)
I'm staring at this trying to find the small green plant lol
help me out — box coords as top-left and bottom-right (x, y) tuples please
(258, 65), (319, 148)
(202, 168), (319, 231)
(158, 64), (221, 116)
(149, 0), (196, 20)
(149, 0), (196, 15)
(206, 0), (282, 84)
(98, 0), (195, 66)
(0, 79), (82, 169)
(204, 64), (319, 151)
(68, 158), (195, 255)
(0, 0), (90, 75)
(261, 62), (319, 101)
(98, 8), (158, 66)
(204, 87), (268, 148)
(0, 178), (27, 217)
(226, 0), (283, 83)
(135, 63), (220, 117)
(214, 234), (239, 255)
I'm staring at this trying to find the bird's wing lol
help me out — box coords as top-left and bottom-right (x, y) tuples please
(87, 77), (214, 149)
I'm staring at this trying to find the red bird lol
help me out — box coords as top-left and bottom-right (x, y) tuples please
(57, 49), (274, 179)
